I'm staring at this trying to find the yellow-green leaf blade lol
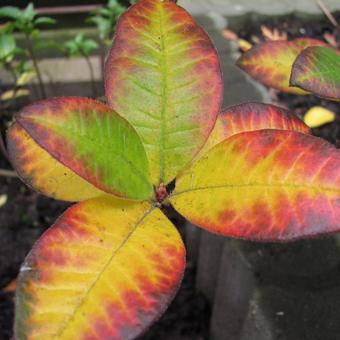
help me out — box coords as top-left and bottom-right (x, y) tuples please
(105, 0), (223, 185)
(15, 197), (185, 339)
(16, 97), (152, 200)
(171, 130), (340, 241)
(7, 123), (105, 202)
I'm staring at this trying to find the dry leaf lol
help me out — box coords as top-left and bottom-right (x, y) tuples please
(261, 25), (287, 41)
(239, 39), (252, 52)
(0, 89), (29, 101)
(222, 28), (238, 41)
(303, 106), (336, 128)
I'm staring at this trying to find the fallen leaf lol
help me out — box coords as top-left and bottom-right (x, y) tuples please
(222, 28), (238, 41)
(303, 106), (336, 128)
(0, 194), (7, 208)
(239, 39), (252, 52)
(261, 25), (287, 41)
(0, 89), (29, 101)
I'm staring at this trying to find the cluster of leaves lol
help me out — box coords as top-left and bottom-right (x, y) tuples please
(87, 0), (126, 44)
(0, 3), (56, 100)
(237, 36), (340, 100)
(6, 0), (340, 339)
(0, 25), (35, 103)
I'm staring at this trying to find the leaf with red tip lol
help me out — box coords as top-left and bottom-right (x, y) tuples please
(290, 46), (340, 100)
(197, 102), (310, 160)
(105, 0), (223, 185)
(15, 197), (185, 339)
(237, 38), (327, 94)
(15, 97), (152, 200)
(171, 130), (340, 241)
(7, 123), (104, 202)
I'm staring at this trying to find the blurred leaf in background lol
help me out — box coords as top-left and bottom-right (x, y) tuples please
(0, 3), (57, 99)
(64, 33), (99, 98)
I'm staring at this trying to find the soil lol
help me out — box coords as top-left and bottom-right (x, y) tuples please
(0, 12), (339, 340)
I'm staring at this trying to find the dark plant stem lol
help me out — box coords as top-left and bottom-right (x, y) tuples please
(25, 33), (46, 99)
(0, 131), (9, 163)
(99, 41), (106, 83)
(4, 61), (20, 103)
(84, 54), (97, 98)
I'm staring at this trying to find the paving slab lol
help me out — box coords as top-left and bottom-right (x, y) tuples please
(179, 0), (340, 16)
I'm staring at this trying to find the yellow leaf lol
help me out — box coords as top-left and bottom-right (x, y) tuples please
(303, 106), (336, 128)
(0, 194), (7, 208)
(16, 71), (36, 86)
(239, 39), (252, 52)
(0, 89), (29, 101)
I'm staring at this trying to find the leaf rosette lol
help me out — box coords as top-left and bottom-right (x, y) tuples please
(7, 1), (340, 339)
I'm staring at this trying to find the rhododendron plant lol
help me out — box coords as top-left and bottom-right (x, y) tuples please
(7, 0), (340, 339)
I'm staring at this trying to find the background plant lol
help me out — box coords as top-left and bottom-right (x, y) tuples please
(64, 33), (99, 98)
(6, 0), (340, 339)
(87, 0), (142, 80)
(0, 3), (56, 99)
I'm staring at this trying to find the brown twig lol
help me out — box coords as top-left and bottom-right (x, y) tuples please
(317, 0), (338, 27)
(25, 33), (47, 99)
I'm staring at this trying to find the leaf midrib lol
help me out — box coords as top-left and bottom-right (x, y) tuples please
(56, 205), (156, 338)
(158, 2), (167, 183)
(171, 182), (340, 197)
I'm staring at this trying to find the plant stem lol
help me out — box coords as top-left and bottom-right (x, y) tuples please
(99, 41), (106, 84)
(84, 54), (97, 98)
(0, 132), (9, 162)
(25, 33), (46, 99)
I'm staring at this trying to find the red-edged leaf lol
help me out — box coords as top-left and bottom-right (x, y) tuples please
(171, 130), (340, 241)
(105, 0), (223, 185)
(290, 46), (340, 100)
(7, 123), (104, 202)
(197, 102), (310, 160)
(15, 197), (185, 339)
(15, 97), (152, 200)
(237, 38), (327, 94)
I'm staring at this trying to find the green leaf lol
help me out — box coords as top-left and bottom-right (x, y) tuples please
(23, 3), (37, 21)
(290, 46), (340, 101)
(0, 6), (22, 20)
(34, 16), (56, 26)
(82, 39), (98, 55)
(16, 97), (153, 200)
(0, 33), (16, 60)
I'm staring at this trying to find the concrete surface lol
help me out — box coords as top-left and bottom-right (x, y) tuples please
(179, 0), (340, 16)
